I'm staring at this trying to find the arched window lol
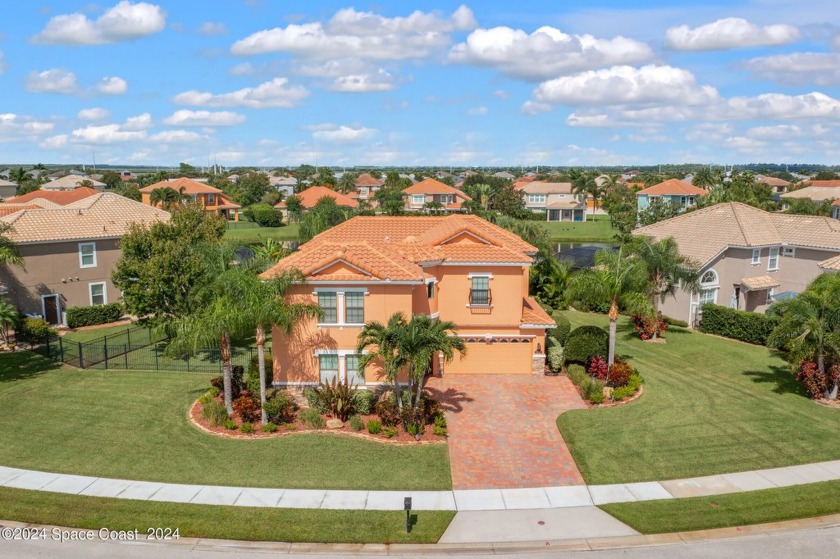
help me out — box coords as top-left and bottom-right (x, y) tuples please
(700, 269), (718, 285)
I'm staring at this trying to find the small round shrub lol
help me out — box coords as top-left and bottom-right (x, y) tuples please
(303, 387), (329, 414)
(233, 395), (261, 423)
(352, 390), (376, 415)
(382, 426), (397, 438)
(349, 415), (365, 432)
(299, 408), (325, 429)
(262, 422), (279, 433)
(263, 391), (298, 424)
(586, 380), (605, 404)
(796, 361), (839, 399)
(433, 425), (447, 437)
(374, 395), (401, 427)
(240, 422), (255, 434)
(565, 325), (609, 365)
(223, 419), (238, 430)
(433, 412), (447, 428)
(611, 373), (643, 400)
(367, 418), (382, 434)
(607, 360), (635, 387)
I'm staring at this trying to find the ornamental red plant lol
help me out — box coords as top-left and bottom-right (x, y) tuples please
(232, 395), (261, 423)
(630, 312), (668, 340)
(607, 360), (635, 387)
(795, 361), (840, 399)
(588, 356), (609, 381)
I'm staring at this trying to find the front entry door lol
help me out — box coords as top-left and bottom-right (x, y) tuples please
(42, 294), (60, 325)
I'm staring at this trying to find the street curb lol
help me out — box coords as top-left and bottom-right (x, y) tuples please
(3, 513), (840, 555)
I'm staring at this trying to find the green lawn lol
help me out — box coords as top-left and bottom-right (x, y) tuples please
(536, 215), (619, 242)
(557, 311), (840, 484)
(0, 353), (451, 491)
(224, 223), (299, 244)
(61, 323), (138, 344)
(601, 480), (840, 534)
(0, 487), (453, 544)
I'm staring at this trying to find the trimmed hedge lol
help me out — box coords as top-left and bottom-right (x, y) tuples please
(247, 203), (283, 227)
(699, 304), (777, 346)
(66, 303), (124, 329)
(551, 312), (572, 346)
(565, 325), (609, 365)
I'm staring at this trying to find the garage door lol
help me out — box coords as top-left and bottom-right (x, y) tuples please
(443, 340), (533, 375)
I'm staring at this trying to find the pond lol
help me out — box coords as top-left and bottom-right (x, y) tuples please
(554, 242), (617, 269)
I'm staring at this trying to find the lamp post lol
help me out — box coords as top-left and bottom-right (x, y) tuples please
(404, 496), (412, 533)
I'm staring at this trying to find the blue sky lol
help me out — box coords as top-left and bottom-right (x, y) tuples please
(1, 0), (839, 167)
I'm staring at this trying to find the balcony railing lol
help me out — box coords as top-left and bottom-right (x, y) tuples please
(469, 289), (492, 306)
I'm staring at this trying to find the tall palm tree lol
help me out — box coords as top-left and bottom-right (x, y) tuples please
(769, 274), (840, 399)
(357, 313), (409, 412)
(337, 172), (357, 194)
(692, 167), (716, 190)
(149, 187), (180, 210)
(9, 168), (27, 185)
(568, 247), (652, 365)
(570, 169), (601, 216)
(630, 236), (700, 339)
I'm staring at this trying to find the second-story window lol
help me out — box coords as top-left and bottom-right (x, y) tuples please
(79, 242), (97, 268)
(411, 194), (425, 205)
(768, 247), (779, 271)
(318, 292), (338, 323)
(208, 193), (216, 205)
(470, 276), (490, 306)
(344, 292), (365, 324)
(752, 249), (761, 265)
(427, 281), (435, 299)
(527, 194), (546, 204)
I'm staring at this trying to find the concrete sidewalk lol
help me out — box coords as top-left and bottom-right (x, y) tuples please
(2, 459), (840, 512)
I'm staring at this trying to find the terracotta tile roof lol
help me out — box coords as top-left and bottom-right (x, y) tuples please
(6, 187), (100, 206)
(834, 199), (840, 207)
(0, 204), (42, 218)
(806, 180), (840, 187)
(521, 297), (555, 327)
(275, 186), (359, 209)
(43, 174), (105, 189)
(261, 214), (536, 281)
(634, 202), (840, 266)
(403, 178), (472, 200)
(355, 173), (384, 187)
(0, 199), (61, 210)
(0, 193), (170, 243)
(636, 179), (708, 196)
(139, 177), (224, 194)
(520, 181), (574, 194)
(819, 255), (840, 271)
(756, 175), (791, 187)
(545, 200), (585, 209)
(741, 275), (781, 290)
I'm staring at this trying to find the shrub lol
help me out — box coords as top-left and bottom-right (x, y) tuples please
(586, 379), (605, 404)
(313, 377), (357, 421)
(630, 312), (668, 340)
(588, 356), (609, 381)
(374, 394), (401, 427)
(612, 373), (643, 401)
(263, 391), (298, 424)
(367, 418), (382, 434)
(211, 368), (245, 400)
(565, 325), (609, 365)
(607, 360), (635, 388)
(201, 400), (229, 426)
(207, 387), (219, 398)
(299, 408), (325, 429)
(352, 390), (376, 415)
(198, 393), (213, 405)
(433, 425), (447, 437)
(18, 317), (57, 343)
(551, 312), (572, 346)
(547, 337), (565, 373)
(223, 419), (238, 430)
(248, 203), (283, 227)
(240, 422), (255, 434)
(382, 426), (397, 438)
(567, 364), (588, 386)
(795, 361), (839, 399)
(699, 304), (777, 345)
(433, 412), (447, 429)
(349, 415), (365, 432)
(246, 352), (273, 395)
(303, 387), (329, 414)
(262, 422), (278, 433)
(233, 395), (261, 423)
(663, 315), (689, 328)
(407, 423), (423, 437)
(66, 303), (124, 329)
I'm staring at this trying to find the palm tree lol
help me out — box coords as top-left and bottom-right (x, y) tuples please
(568, 247), (652, 365)
(252, 238), (290, 263)
(0, 300), (17, 346)
(149, 187), (181, 209)
(530, 256), (573, 310)
(337, 172), (357, 195)
(228, 268), (321, 424)
(357, 313), (409, 412)
(692, 167), (716, 190)
(9, 168), (27, 185)
(630, 236), (700, 340)
(570, 169), (601, 216)
(0, 224), (23, 268)
(769, 274), (840, 399)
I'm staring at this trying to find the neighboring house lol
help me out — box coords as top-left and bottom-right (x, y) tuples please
(833, 199), (840, 220)
(633, 202), (840, 326)
(41, 174), (106, 191)
(270, 175), (297, 197)
(780, 182), (840, 205)
(636, 179), (707, 213)
(0, 193), (169, 325)
(139, 177), (241, 221)
(259, 214), (555, 386)
(354, 173), (384, 200)
(493, 171), (515, 180)
(0, 179), (17, 201)
(275, 186), (358, 219)
(402, 178), (472, 212)
(756, 175), (791, 197)
(520, 181), (586, 222)
(5, 186), (100, 206)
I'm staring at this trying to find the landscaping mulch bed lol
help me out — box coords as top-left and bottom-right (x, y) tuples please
(189, 399), (447, 445)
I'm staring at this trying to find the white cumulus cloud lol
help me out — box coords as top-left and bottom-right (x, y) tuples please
(198, 22), (227, 36)
(40, 134), (69, 149)
(162, 110), (246, 127)
(727, 92), (840, 120)
(173, 77), (309, 108)
(311, 124), (378, 143)
(149, 130), (205, 143)
(744, 52), (840, 86)
(32, 1), (166, 45)
(78, 107), (110, 120)
(71, 124), (147, 143)
(24, 68), (78, 93)
(96, 76), (128, 95)
(123, 113), (153, 130)
(329, 70), (395, 92)
(0, 113), (56, 143)
(450, 26), (654, 81)
(665, 17), (799, 51)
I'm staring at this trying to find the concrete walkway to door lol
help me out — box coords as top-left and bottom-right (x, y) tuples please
(425, 374), (587, 490)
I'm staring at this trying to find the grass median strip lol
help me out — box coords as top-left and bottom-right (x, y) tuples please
(600, 480), (840, 534)
(0, 486), (453, 544)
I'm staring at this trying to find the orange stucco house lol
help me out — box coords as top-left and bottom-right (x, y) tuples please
(139, 177), (241, 220)
(260, 214), (555, 387)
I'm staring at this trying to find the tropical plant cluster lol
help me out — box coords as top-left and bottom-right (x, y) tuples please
(66, 303), (124, 329)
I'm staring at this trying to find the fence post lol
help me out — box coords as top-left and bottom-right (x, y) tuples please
(154, 345), (159, 370)
(78, 342), (84, 368)
(103, 338), (108, 370)
(127, 329), (131, 349)
(45, 336), (52, 359)
(187, 354), (190, 372)
(124, 345), (128, 369)
(58, 336), (64, 364)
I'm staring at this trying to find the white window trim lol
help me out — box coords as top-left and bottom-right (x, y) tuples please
(89, 281), (107, 306)
(207, 193), (216, 205)
(527, 194), (546, 204)
(313, 289), (368, 327)
(700, 269), (719, 286)
(751, 248), (761, 266)
(313, 349), (369, 384)
(768, 247), (780, 271)
(79, 242), (97, 268)
(467, 272), (493, 279)
(411, 194), (425, 205)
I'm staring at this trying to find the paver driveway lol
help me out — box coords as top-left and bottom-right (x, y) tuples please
(425, 374), (587, 490)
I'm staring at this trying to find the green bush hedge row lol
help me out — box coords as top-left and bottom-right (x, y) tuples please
(699, 304), (777, 346)
(66, 303), (124, 329)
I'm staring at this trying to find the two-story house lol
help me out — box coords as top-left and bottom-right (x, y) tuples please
(274, 186), (358, 219)
(634, 202), (840, 326)
(140, 177), (241, 221)
(260, 215), (555, 386)
(0, 193), (169, 325)
(354, 173), (384, 201)
(402, 179), (472, 212)
(41, 174), (106, 191)
(636, 179), (707, 213)
(519, 181), (586, 222)
(780, 182), (840, 207)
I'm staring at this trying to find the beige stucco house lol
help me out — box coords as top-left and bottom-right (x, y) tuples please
(518, 181), (586, 222)
(634, 202), (840, 326)
(0, 193), (169, 325)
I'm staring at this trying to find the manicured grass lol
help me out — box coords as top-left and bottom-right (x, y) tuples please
(0, 352), (451, 490)
(0, 486), (453, 544)
(61, 323), (138, 344)
(527, 215), (619, 242)
(600, 480), (840, 534)
(557, 311), (840, 484)
(224, 223), (299, 244)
